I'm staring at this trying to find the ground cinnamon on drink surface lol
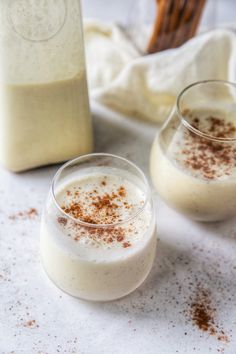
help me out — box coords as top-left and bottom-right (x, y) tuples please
(58, 182), (136, 248)
(61, 184), (131, 225)
(176, 113), (236, 179)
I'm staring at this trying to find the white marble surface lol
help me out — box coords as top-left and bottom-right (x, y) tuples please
(1, 102), (236, 354)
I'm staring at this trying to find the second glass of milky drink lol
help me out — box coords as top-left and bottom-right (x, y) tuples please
(41, 154), (156, 301)
(151, 80), (236, 222)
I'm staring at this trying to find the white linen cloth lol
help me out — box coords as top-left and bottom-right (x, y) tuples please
(84, 20), (236, 123)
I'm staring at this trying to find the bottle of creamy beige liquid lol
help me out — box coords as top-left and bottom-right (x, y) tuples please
(0, 0), (93, 172)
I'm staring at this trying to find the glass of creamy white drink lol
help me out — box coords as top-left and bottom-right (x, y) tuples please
(41, 153), (156, 301)
(150, 80), (236, 222)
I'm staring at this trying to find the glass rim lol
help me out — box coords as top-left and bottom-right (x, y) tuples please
(51, 153), (151, 228)
(176, 79), (236, 143)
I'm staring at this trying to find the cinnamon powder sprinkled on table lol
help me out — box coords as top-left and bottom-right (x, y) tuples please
(9, 208), (38, 220)
(23, 319), (39, 329)
(188, 286), (229, 343)
(175, 112), (236, 179)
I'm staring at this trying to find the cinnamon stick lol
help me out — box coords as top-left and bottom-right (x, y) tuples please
(147, 0), (206, 54)
(147, 0), (170, 53)
(155, 0), (175, 52)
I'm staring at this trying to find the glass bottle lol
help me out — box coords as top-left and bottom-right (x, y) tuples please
(0, 0), (93, 172)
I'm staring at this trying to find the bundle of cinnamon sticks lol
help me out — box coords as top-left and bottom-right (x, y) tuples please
(147, 0), (206, 54)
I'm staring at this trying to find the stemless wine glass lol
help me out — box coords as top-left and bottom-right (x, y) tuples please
(41, 153), (156, 301)
(150, 80), (236, 222)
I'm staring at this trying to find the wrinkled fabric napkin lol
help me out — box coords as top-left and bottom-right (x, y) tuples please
(84, 20), (236, 123)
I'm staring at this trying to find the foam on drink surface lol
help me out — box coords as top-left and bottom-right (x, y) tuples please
(49, 173), (152, 261)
